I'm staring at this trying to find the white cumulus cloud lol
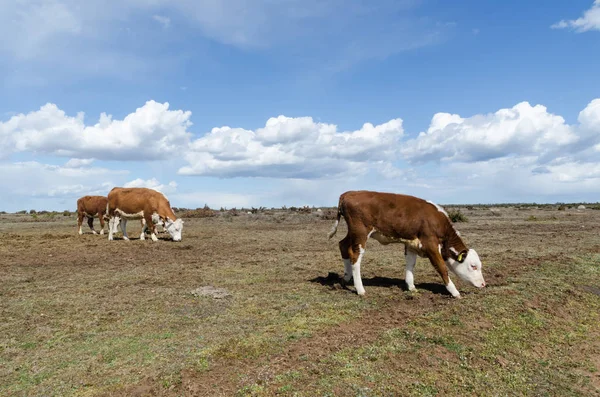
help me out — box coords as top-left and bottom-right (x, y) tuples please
(124, 178), (177, 194)
(401, 101), (580, 164)
(0, 100), (192, 160)
(552, 0), (600, 32)
(179, 115), (404, 178)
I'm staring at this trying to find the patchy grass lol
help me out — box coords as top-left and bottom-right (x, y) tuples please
(0, 208), (599, 396)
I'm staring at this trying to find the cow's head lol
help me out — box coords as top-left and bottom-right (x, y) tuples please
(447, 249), (486, 288)
(164, 218), (184, 241)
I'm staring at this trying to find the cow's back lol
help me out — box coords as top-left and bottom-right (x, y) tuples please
(108, 187), (164, 214)
(340, 190), (447, 240)
(78, 196), (108, 215)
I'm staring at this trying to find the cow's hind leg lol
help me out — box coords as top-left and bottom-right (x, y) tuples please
(405, 249), (418, 291)
(340, 233), (369, 296)
(98, 214), (106, 235)
(77, 212), (84, 235)
(339, 236), (353, 283)
(87, 216), (97, 235)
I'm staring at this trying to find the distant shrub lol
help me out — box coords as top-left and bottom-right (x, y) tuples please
(526, 215), (538, 222)
(182, 204), (216, 218)
(298, 206), (311, 214)
(447, 209), (468, 223)
(63, 210), (71, 216)
(16, 210), (27, 214)
(29, 209), (37, 214)
(558, 205), (566, 211)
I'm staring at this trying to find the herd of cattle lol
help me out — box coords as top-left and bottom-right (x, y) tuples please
(76, 187), (183, 242)
(76, 188), (485, 298)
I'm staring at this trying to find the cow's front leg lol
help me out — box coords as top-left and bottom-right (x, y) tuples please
(139, 219), (146, 240)
(120, 218), (129, 240)
(108, 217), (115, 241)
(405, 249), (418, 291)
(143, 214), (158, 242)
(426, 243), (461, 298)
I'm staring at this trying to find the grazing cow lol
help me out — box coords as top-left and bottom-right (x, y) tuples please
(328, 190), (486, 298)
(77, 195), (109, 235)
(107, 187), (183, 242)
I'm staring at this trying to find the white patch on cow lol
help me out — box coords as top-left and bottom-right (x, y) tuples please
(427, 200), (449, 217)
(99, 229), (104, 235)
(445, 278), (461, 298)
(405, 250), (417, 291)
(450, 247), (458, 255)
(115, 209), (144, 219)
(78, 226), (83, 235)
(438, 244), (442, 254)
(343, 258), (352, 282)
(352, 245), (366, 296)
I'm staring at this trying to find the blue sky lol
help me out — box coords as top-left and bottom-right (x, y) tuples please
(0, 0), (599, 211)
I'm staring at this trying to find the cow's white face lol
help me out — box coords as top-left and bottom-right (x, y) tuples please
(447, 249), (486, 288)
(164, 218), (184, 241)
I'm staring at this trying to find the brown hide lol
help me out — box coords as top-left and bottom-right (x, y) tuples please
(77, 196), (108, 217)
(336, 190), (467, 262)
(107, 187), (177, 233)
(76, 195), (108, 233)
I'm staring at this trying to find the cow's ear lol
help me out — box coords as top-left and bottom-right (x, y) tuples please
(457, 250), (468, 263)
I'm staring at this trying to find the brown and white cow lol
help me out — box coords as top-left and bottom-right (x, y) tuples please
(107, 187), (183, 242)
(328, 190), (486, 298)
(77, 195), (109, 235)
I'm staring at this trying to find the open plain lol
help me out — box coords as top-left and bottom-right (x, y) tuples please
(1, 205), (599, 396)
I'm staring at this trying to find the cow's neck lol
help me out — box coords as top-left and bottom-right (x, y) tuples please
(443, 225), (468, 261)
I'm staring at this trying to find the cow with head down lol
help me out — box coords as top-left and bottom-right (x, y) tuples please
(77, 195), (109, 235)
(328, 190), (486, 298)
(107, 187), (183, 242)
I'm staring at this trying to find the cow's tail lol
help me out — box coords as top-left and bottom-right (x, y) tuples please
(327, 196), (344, 240)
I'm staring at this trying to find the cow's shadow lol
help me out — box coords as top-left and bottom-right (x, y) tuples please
(309, 272), (449, 296)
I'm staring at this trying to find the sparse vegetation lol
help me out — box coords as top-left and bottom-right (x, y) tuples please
(0, 206), (599, 396)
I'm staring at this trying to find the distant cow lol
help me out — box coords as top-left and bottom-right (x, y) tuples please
(107, 187), (183, 242)
(77, 195), (109, 235)
(328, 191), (486, 298)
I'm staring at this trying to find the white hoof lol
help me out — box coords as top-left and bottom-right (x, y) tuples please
(356, 289), (366, 296)
(140, 233), (145, 241)
(407, 285), (417, 292)
(151, 233), (158, 242)
(100, 229), (104, 235)
(92, 230), (97, 235)
(123, 236), (129, 241)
